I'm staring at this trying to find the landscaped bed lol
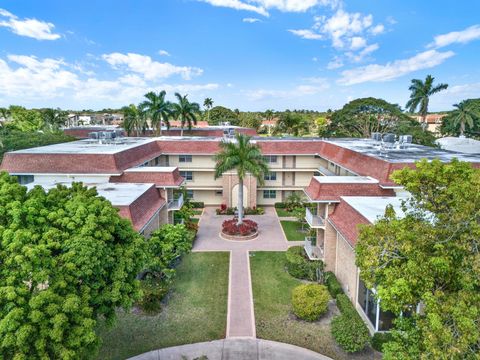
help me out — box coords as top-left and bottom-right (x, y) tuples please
(250, 252), (379, 360)
(95, 252), (229, 360)
(275, 207), (296, 217)
(280, 220), (308, 241)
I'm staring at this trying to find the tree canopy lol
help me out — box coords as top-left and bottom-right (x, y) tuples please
(0, 174), (146, 359)
(440, 98), (480, 138)
(355, 159), (480, 359)
(406, 75), (448, 124)
(208, 106), (238, 125)
(273, 111), (309, 137)
(326, 97), (436, 146)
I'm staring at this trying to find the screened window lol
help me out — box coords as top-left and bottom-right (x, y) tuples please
(180, 171), (193, 181)
(185, 190), (194, 199)
(263, 155), (277, 163)
(179, 154), (192, 163)
(17, 175), (34, 184)
(263, 190), (276, 199)
(264, 172), (277, 181)
(358, 279), (396, 332)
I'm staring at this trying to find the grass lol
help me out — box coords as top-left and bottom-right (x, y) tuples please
(250, 252), (378, 360)
(96, 252), (229, 360)
(280, 220), (307, 241)
(275, 208), (295, 217)
(193, 209), (203, 216)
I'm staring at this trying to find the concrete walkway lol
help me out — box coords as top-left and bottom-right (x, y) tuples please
(129, 338), (332, 360)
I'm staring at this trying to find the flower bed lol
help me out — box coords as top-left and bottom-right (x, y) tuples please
(216, 204), (264, 215)
(222, 219), (258, 236)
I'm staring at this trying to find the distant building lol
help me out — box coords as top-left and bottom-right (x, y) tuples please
(410, 113), (447, 134)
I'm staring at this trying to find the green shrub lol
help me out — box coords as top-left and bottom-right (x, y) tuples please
(324, 271), (344, 298)
(190, 201), (205, 208)
(274, 202), (286, 209)
(331, 294), (371, 352)
(291, 284), (330, 321)
(244, 207), (265, 215)
(137, 279), (169, 314)
(331, 314), (371, 353)
(372, 332), (394, 352)
(285, 246), (324, 281)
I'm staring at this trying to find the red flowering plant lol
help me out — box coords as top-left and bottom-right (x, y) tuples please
(222, 219), (257, 236)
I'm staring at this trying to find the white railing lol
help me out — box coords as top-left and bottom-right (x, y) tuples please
(305, 207), (325, 228)
(168, 193), (184, 211)
(304, 237), (324, 260)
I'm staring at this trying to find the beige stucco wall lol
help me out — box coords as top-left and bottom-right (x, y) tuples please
(256, 189), (281, 205)
(323, 221), (337, 272)
(335, 232), (359, 304)
(184, 171), (222, 187)
(141, 211), (160, 238)
(159, 205), (169, 226)
(295, 155), (320, 168)
(169, 155), (216, 168)
(191, 190), (222, 205)
(295, 171), (315, 186)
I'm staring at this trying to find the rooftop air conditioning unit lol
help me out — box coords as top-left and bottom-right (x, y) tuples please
(371, 132), (382, 142)
(88, 132), (99, 140)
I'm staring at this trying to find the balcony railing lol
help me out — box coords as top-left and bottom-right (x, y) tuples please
(305, 207), (325, 228)
(168, 193), (184, 211)
(304, 237), (324, 260)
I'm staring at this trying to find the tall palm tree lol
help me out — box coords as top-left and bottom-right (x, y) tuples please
(171, 93), (200, 136)
(122, 104), (140, 136)
(203, 97), (213, 123)
(139, 91), (172, 136)
(406, 75), (448, 129)
(451, 101), (479, 136)
(214, 134), (269, 225)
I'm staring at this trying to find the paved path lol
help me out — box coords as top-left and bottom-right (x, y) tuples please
(194, 206), (296, 338)
(129, 338), (332, 360)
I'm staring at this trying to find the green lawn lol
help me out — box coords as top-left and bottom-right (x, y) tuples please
(96, 252), (229, 359)
(250, 252), (378, 360)
(275, 208), (295, 217)
(280, 220), (307, 241)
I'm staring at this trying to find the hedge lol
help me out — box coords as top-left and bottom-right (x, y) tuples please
(331, 294), (371, 352)
(274, 202), (286, 209)
(324, 271), (344, 298)
(189, 201), (205, 208)
(292, 284), (330, 321)
(285, 246), (324, 281)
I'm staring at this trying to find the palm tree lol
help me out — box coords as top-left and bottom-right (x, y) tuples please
(451, 101), (479, 136)
(406, 75), (448, 129)
(214, 134), (269, 225)
(203, 97), (213, 123)
(122, 104), (140, 136)
(171, 93), (200, 136)
(139, 91), (172, 136)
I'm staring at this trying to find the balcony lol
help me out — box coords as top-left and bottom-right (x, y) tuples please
(305, 207), (325, 228)
(304, 237), (324, 261)
(168, 193), (184, 211)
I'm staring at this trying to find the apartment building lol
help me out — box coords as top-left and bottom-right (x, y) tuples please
(1, 134), (479, 332)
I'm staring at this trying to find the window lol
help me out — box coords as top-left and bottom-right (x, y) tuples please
(186, 190), (194, 199)
(358, 279), (395, 331)
(180, 171), (193, 181)
(17, 175), (34, 184)
(263, 190), (276, 199)
(179, 154), (192, 163)
(264, 172), (277, 181)
(263, 155), (277, 164)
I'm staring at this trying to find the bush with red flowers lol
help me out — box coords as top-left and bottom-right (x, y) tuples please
(222, 219), (258, 236)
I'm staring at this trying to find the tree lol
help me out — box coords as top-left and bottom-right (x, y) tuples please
(40, 108), (68, 130)
(208, 106), (237, 125)
(122, 104), (143, 136)
(9, 106), (44, 132)
(238, 112), (262, 130)
(214, 134), (269, 224)
(0, 174), (146, 359)
(406, 75), (448, 128)
(355, 159), (480, 359)
(264, 109), (274, 121)
(171, 93), (200, 136)
(450, 100), (479, 137)
(203, 97), (213, 123)
(441, 99), (480, 138)
(274, 111), (309, 136)
(327, 98), (436, 146)
(139, 91), (172, 136)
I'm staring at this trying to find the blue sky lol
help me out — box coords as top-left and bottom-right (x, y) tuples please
(0, 0), (479, 111)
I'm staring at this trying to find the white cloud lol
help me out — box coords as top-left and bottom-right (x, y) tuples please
(158, 50), (171, 56)
(243, 17), (261, 23)
(369, 24), (384, 35)
(102, 52), (203, 80)
(327, 56), (344, 69)
(429, 25), (480, 48)
(0, 54), (218, 107)
(288, 29), (323, 40)
(0, 8), (61, 40)
(350, 36), (367, 50)
(346, 43), (379, 62)
(338, 49), (454, 85)
(200, 0), (340, 17)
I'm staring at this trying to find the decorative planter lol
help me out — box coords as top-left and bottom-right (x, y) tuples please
(220, 230), (259, 241)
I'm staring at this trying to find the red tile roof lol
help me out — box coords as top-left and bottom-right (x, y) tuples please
(304, 178), (394, 201)
(328, 200), (371, 247)
(116, 185), (165, 231)
(110, 168), (184, 187)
